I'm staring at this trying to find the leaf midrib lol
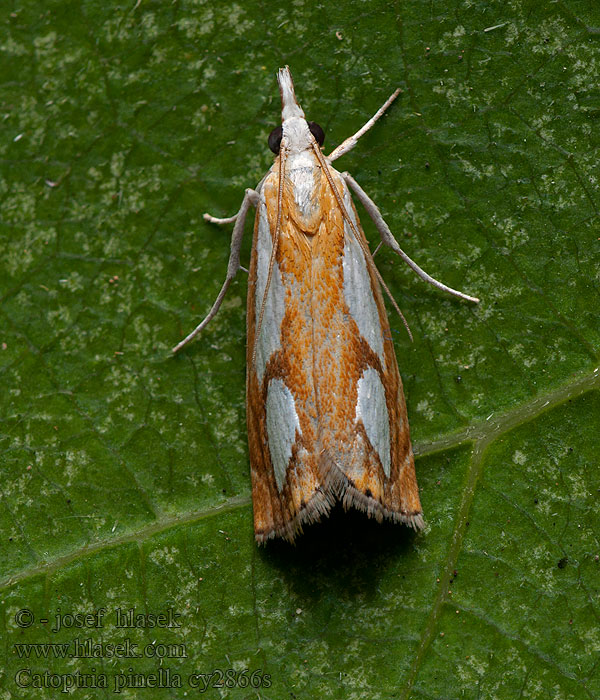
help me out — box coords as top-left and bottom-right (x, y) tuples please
(2, 366), (596, 592)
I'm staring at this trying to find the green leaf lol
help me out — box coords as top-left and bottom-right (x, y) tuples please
(1, 1), (598, 698)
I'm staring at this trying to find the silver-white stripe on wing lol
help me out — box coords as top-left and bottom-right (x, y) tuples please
(341, 186), (386, 368)
(254, 196), (286, 384)
(355, 367), (391, 477)
(266, 378), (301, 492)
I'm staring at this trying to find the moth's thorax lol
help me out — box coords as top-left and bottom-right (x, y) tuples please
(285, 148), (323, 230)
(282, 116), (312, 155)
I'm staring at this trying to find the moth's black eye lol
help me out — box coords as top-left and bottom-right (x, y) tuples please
(307, 121), (325, 146)
(268, 125), (283, 154)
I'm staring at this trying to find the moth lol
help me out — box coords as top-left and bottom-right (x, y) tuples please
(174, 67), (478, 543)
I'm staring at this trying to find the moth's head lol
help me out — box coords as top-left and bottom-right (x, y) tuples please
(268, 66), (325, 156)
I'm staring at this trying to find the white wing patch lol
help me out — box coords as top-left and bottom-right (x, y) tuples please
(255, 197), (286, 384)
(355, 367), (391, 477)
(341, 188), (385, 367)
(266, 378), (301, 492)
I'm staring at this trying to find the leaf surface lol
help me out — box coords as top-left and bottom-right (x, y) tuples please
(1, 1), (598, 698)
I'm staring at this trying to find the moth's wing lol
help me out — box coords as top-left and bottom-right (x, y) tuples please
(313, 169), (424, 529)
(247, 162), (423, 542)
(246, 169), (334, 543)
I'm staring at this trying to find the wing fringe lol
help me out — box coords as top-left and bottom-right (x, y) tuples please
(319, 450), (425, 531)
(256, 450), (424, 544)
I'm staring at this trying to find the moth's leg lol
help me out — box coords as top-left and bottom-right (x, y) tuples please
(342, 172), (480, 304)
(203, 175), (266, 225)
(327, 88), (401, 163)
(172, 187), (260, 353)
(203, 210), (250, 273)
(203, 212), (239, 225)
